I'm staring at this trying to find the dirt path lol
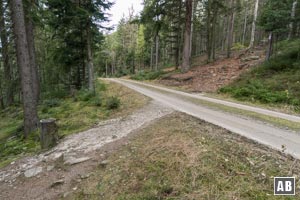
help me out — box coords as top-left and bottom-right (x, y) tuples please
(109, 78), (300, 159)
(0, 101), (173, 200)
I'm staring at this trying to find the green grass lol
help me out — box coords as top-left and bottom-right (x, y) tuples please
(130, 81), (300, 130)
(69, 113), (300, 199)
(220, 39), (300, 112)
(0, 80), (149, 168)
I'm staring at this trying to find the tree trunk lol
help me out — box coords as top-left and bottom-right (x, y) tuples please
(150, 40), (153, 70)
(266, 32), (273, 60)
(86, 22), (95, 93)
(24, 0), (40, 104)
(242, 5), (248, 45)
(10, 0), (39, 138)
(40, 119), (58, 149)
(175, 0), (182, 69)
(181, 0), (193, 72)
(226, 0), (235, 58)
(288, 0), (298, 39)
(155, 33), (159, 71)
(207, 0), (212, 62)
(249, 0), (259, 49)
(190, 0), (198, 57)
(0, 0), (13, 106)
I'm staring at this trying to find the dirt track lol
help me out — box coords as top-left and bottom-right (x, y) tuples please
(109, 78), (300, 159)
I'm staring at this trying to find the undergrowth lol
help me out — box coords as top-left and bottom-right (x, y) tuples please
(0, 80), (125, 168)
(220, 39), (300, 112)
(131, 70), (166, 81)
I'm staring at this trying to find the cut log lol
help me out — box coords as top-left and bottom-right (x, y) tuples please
(40, 118), (58, 149)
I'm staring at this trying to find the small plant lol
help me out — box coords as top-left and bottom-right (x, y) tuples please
(89, 96), (102, 107)
(42, 99), (61, 108)
(77, 90), (95, 102)
(131, 70), (165, 81)
(106, 96), (120, 110)
(231, 42), (246, 51)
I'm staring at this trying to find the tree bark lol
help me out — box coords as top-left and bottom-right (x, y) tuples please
(10, 0), (39, 138)
(155, 33), (159, 71)
(86, 22), (95, 93)
(24, 0), (40, 104)
(249, 0), (259, 49)
(266, 32), (273, 60)
(0, 0), (13, 106)
(181, 0), (193, 72)
(226, 0), (235, 58)
(175, 0), (182, 69)
(190, 0), (198, 57)
(207, 0), (212, 62)
(150, 40), (153, 70)
(288, 0), (298, 39)
(40, 119), (58, 149)
(242, 5), (248, 45)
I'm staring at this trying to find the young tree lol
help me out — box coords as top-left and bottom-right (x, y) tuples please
(10, 0), (39, 137)
(249, 0), (259, 49)
(259, 0), (292, 60)
(0, 0), (13, 106)
(226, 0), (235, 58)
(288, 0), (298, 39)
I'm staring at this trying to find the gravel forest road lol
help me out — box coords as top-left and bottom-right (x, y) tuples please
(108, 78), (300, 159)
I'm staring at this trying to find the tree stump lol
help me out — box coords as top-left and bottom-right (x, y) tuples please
(40, 118), (58, 149)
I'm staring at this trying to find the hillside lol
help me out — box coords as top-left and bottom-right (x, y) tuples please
(220, 40), (300, 111)
(158, 48), (265, 92)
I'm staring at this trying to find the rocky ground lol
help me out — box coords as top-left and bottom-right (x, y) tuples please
(0, 101), (173, 200)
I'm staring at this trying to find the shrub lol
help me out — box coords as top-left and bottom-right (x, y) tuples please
(106, 96), (120, 110)
(42, 99), (61, 108)
(77, 90), (95, 102)
(131, 70), (165, 81)
(89, 96), (102, 107)
(231, 43), (246, 51)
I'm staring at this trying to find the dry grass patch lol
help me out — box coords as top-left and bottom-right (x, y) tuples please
(70, 113), (300, 200)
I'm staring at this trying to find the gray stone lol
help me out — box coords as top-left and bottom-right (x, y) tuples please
(24, 167), (43, 178)
(47, 165), (55, 171)
(63, 192), (72, 198)
(50, 179), (64, 188)
(64, 157), (91, 165)
(99, 160), (109, 167)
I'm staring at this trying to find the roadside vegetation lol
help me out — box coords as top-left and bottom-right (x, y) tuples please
(70, 113), (300, 200)
(220, 40), (300, 112)
(0, 80), (149, 168)
(131, 70), (167, 81)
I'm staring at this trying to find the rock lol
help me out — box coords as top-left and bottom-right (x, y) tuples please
(24, 167), (43, 178)
(50, 179), (64, 188)
(64, 157), (91, 165)
(80, 173), (90, 179)
(99, 160), (109, 167)
(112, 135), (118, 139)
(63, 192), (72, 198)
(47, 165), (55, 171)
(242, 56), (260, 62)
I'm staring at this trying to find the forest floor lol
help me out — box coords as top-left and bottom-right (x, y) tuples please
(158, 48), (266, 93)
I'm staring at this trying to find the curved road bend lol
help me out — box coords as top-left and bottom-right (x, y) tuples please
(108, 78), (300, 159)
